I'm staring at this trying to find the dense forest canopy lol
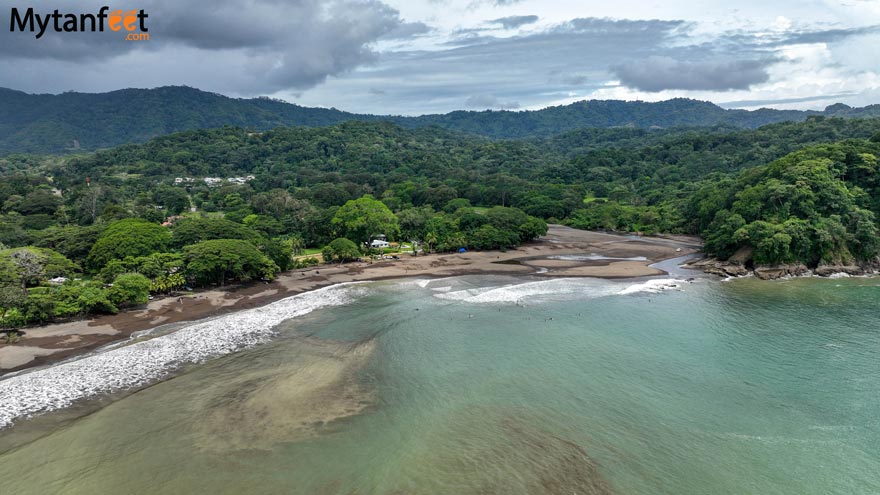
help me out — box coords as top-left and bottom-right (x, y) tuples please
(3, 86), (880, 153)
(1, 111), (880, 329)
(699, 140), (880, 266)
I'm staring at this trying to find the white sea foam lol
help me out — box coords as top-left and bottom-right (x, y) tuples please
(413, 277), (459, 288)
(616, 278), (683, 295)
(434, 278), (620, 304)
(0, 284), (358, 430)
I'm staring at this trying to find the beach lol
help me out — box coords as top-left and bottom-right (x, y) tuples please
(0, 226), (701, 374)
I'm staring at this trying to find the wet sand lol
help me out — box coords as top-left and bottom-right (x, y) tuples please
(0, 226), (700, 374)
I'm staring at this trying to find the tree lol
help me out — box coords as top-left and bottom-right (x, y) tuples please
(519, 216), (548, 241)
(486, 206), (529, 233)
(243, 214), (285, 236)
(109, 273), (152, 307)
(397, 206), (434, 249)
(170, 217), (261, 248)
(289, 234), (305, 256)
(261, 238), (294, 271)
(98, 252), (185, 283)
(183, 239), (279, 286)
(470, 224), (520, 250)
(454, 208), (487, 234)
(55, 281), (117, 316)
(9, 249), (44, 292)
(443, 198), (472, 214)
(34, 225), (105, 263)
(75, 185), (104, 224)
(322, 238), (361, 264)
(18, 188), (61, 216)
(153, 186), (191, 215)
(0, 285), (25, 323)
(88, 219), (171, 270)
(331, 195), (399, 247)
(0, 247), (78, 292)
(19, 288), (56, 324)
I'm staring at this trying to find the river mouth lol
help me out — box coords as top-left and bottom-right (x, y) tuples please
(1, 274), (879, 494)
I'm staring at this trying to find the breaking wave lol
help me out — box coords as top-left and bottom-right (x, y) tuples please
(0, 284), (359, 430)
(433, 277), (687, 304)
(616, 278), (684, 295)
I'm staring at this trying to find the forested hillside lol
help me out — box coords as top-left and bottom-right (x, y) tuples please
(1, 116), (880, 328)
(699, 140), (880, 267)
(3, 85), (880, 153)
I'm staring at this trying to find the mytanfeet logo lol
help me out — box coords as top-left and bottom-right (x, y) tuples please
(9, 6), (150, 41)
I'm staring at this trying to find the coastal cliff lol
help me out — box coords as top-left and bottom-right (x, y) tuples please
(686, 257), (878, 280)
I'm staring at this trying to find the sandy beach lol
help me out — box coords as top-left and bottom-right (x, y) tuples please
(0, 226), (701, 374)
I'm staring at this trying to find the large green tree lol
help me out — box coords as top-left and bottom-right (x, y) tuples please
(170, 217), (261, 248)
(331, 195), (399, 247)
(88, 219), (171, 270)
(322, 238), (361, 264)
(109, 273), (152, 307)
(183, 239), (279, 286)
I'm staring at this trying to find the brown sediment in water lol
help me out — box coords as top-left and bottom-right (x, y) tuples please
(373, 407), (615, 495)
(498, 418), (614, 495)
(195, 336), (377, 452)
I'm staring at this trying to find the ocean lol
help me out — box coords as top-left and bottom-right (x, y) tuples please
(1, 268), (879, 494)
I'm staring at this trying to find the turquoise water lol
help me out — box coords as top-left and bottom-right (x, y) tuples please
(1, 273), (879, 494)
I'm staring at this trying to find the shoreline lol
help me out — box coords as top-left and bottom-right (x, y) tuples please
(686, 257), (880, 280)
(0, 225), (701, 375)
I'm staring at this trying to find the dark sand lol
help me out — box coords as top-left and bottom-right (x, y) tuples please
(0, 226), (700, 374)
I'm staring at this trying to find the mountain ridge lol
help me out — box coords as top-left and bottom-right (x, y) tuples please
(2, 85), (879, 154)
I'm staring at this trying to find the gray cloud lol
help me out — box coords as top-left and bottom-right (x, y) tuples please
(1, 5), (879, 115)
(299, 17), (689, 114)
(556, 17), (689, 36)
(464, 94), (520, 109)
(380, 21), (433, 40)
(488, 15), (539, 29)
(612, 56), (773, 91)
(773, 24), (880, 46)
(0, 0), (404, 92)
(547, 71), (593, 86)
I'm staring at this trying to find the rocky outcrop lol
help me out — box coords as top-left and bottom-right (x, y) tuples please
(684, 258), (749, 277)
(688, 256), (879, 279)
(753, 264), (810, 280)
(814, 263), (875, 277)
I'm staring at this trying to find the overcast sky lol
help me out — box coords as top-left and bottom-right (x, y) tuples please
(1, 0), (879, 115)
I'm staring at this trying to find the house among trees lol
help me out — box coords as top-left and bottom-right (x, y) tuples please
(369, 234), (389, 249)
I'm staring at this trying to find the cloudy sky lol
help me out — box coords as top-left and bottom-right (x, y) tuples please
(1, 0), (879, 114)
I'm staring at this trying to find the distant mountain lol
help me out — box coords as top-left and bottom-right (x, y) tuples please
(1, 86), (879, 153)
